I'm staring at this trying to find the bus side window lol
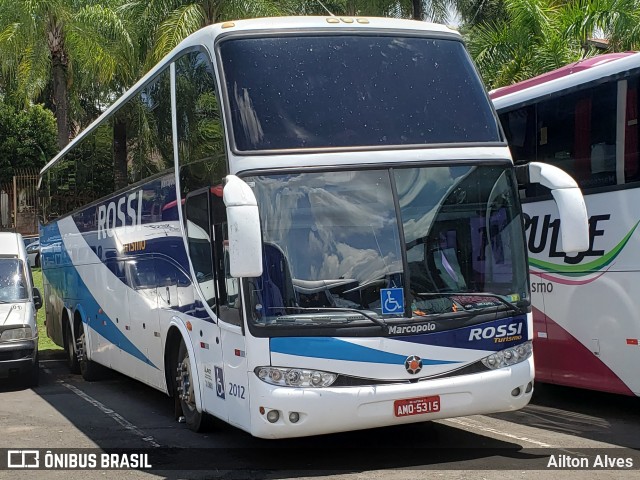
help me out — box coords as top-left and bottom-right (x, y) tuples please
(185, 189), (216, 311)
(626, 77), (640, 183)
(105, 256), (126, 284)
(217, 223), (242, 327)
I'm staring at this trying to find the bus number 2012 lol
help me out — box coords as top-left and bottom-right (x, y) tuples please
(229, 383), (246, 399)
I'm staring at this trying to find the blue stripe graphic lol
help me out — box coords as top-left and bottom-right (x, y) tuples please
(42, 222), (157, 369)
(270, 337), (459, 366)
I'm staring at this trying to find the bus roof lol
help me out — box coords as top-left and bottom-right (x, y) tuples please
(40, 16), (460, 178)
(491, 52), (640, 110)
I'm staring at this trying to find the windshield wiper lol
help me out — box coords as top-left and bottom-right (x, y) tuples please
(415, 292), (522, 314)
(280, 306), (387, 329)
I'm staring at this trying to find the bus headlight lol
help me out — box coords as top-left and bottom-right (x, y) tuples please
(255, 367), (337, 387)
(0, 326), (33, 341)
(480, 341), (533, 370)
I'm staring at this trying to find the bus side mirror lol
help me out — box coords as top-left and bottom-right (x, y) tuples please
(517, 162), (589, 254)
(223, 175), (263, 278)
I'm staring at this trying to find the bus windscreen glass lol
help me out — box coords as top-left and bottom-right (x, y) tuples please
(220, 35), (500, 150)
(244, 165), (529, 331)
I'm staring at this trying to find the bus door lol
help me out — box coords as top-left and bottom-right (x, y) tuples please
(215, 223), (249, 432)
(208, 186), (250, 431)
(123, 256), (163, 388)
(184, 188), (227, 422)
(102, 255), (127, 369)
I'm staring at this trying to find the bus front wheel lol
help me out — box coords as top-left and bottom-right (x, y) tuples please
(175, 339), (212, 432)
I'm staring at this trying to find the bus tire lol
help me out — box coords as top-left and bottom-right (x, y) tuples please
(175, 338), (213, 432)
(77, 322), (102, 382)
(65, 321), (80, 374)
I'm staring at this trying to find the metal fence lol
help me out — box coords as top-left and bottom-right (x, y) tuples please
(0, 168), (39, 236)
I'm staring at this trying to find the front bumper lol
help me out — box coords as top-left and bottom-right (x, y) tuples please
(0, 339), (38, 379)
(248, 357), (534, 439)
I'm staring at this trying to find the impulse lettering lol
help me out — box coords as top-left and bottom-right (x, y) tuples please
(523, 213), (609, 265)
(97, 190), (143, 240)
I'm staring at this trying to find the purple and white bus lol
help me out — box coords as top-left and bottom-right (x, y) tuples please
(492, 52), (640, 396)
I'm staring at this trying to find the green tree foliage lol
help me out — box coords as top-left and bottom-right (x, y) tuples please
(0, 0), (132, 148)
(467, 0), (640, 89)
(0, 103), (57, 184)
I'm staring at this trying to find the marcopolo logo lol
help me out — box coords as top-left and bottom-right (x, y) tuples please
(468, 323), (524, 343)
(388, 323), (436, 335)
(97, 190), (143, 240)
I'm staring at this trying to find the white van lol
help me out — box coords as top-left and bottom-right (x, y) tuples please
(0, 232), (42, 386)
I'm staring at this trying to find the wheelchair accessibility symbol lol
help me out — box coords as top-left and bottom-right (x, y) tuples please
(380, 288), (404, 315)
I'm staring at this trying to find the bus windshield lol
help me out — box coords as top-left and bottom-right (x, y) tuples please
(244, 165), (529, 330)
(0, 258), (28, 303)
(219, 35), (500, 151)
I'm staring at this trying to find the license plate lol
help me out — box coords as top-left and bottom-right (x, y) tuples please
(394, 395), (441, 417)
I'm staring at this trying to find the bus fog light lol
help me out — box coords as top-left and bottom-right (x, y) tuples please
(266, 410), (280, 423)
(288, 412), (300, 423)
(511, 387), (521, 397)
(525, 381), (533, 393)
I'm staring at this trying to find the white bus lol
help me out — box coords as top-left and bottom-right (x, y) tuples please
(491, 52), (640, 396)
(39, 16), (588, 438)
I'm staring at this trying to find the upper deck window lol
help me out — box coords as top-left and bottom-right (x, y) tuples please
(219, 35), (500, 151)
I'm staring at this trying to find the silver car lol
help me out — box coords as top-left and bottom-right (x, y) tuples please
(26, 240), (40, 268)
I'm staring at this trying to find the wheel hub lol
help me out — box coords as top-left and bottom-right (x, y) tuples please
(176, 357), (195, 405)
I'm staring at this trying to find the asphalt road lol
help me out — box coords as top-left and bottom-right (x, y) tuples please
(1, 351), (639, 480)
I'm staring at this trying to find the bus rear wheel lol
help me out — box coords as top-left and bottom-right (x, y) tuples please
(175, 339), (212, 432)
(77, 323), (102, 381)
(65, 322), (80, 374)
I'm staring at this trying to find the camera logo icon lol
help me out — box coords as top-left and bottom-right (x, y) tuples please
(7, 450), (40, 468)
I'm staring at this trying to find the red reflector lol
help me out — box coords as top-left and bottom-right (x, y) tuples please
(626, 339), (639, 345)
(235, 349), (241, 356)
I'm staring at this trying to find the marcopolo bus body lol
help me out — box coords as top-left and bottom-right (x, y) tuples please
(39, 17), (588, 438)
(492, 52), (640, 396)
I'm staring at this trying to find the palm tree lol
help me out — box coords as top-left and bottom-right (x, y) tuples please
(137, 0), (493, 63)
(466, 0), (640, 89)
(466, 0), (584, 89)
(120, 0), (297, 66)
(0, 0), (132, 149)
